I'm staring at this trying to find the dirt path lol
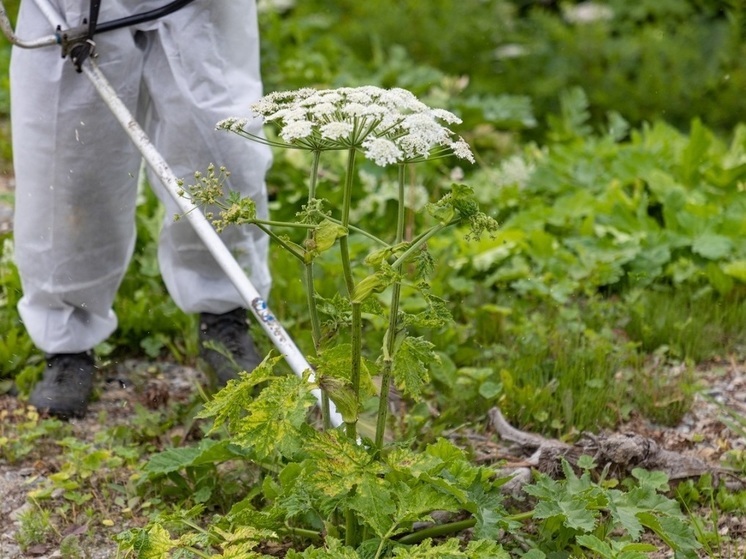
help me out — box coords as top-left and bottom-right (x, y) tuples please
(0, 359), (208, 558)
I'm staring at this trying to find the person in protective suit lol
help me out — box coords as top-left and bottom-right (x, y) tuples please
(10, 0), (272, 418)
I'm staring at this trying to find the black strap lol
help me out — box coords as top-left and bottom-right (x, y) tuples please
(69, 0), (102, 72)
(64, 0), (198, 72)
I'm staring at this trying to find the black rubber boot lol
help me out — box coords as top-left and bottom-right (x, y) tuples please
(29, 352), (96, 419)
(199, 308), (261, 387)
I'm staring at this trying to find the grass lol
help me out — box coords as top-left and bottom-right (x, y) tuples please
(15, 505), (55, 551)
(625, 287), (746, 362)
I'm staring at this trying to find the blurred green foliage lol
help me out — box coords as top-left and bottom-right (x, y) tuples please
(259, 0), (746, 136)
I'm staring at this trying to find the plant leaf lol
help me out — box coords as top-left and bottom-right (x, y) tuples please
(392, 336), (436, 398)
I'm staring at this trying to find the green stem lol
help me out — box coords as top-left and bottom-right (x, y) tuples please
(397, 519), (477, 545)
(251, 218), (317, 229)
(339, 148), (358, 438)
(390, 221), (453, 270)
(304, 151), (331, 429)
(280, 525), (322, 542)
(253, 223), (305, 263)
(339, 147), (360, 547)
(318, 214), (389, 247)
(374, 164), (407, 449)
(349, 301), (362, 433)
(339, 148), (357, 297)
(345, 508), (359, 548)
(396, 510), (534, 545)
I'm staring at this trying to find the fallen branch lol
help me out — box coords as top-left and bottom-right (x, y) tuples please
(488, 407), (738, 483)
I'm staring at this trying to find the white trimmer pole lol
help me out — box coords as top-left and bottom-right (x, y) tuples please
(2, 0), (344, 427)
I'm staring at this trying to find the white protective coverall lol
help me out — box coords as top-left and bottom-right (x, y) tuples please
(10, 0), (272, 354)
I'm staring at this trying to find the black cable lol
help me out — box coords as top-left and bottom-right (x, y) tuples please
(95, 0), (197, 34)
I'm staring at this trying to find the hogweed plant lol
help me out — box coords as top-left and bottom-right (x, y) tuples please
(203, 85), (495, 448)
(117, 87), (700, 558)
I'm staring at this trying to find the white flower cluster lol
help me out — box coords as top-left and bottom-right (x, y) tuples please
(218, 86), (474, 166)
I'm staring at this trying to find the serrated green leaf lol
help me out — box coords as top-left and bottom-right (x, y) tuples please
(462, 539), (510, 559)
(392, 336), (436, 398)
(532, 496), (598, 532)
(304, 430), (383, 499)
(606, 491), (644, 540)
(392, 537), (508, 558)
(386, 446), (445, 478)
(397, 481), (461, 522)
(467, 480), (509, 540)
(576, 534), (613, 558)
(576, 534), (657, 559)
(232, 373), (317, 460)
(631, 468), (670, 492)
(138, 524), (177, 559)
(285, 537), (359, 558)
(211, 526), (277, 558)
(425, 438), (468, 467)
(401, 290), (452, 329)
(348, 476), (397, 538)
(637, 513), (700, 558)
(198, 354), (284, 431)
(548, 86), (592, 141)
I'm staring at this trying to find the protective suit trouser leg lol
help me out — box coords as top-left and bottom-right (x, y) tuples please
(139, 0), (272, 313)
(11, 1), (144, 354)
(11, 0), (271, 353)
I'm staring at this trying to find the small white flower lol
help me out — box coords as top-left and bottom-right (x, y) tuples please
(448, 138), (475, 163)
(430, 108), (462, 125)
(280, 120), (314, 142)
(345, 89), (374, 105)
(341, 102), (373, 117)
(397, 134), (433, 160)
(362, 137), (403, 166)
(320, 121), (354, 140)
(309, 102), (338, 118)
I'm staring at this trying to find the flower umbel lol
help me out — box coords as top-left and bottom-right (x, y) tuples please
(217, 86), (474, 165)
